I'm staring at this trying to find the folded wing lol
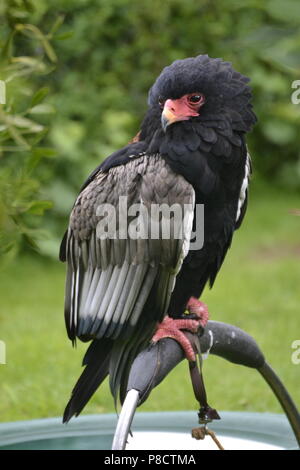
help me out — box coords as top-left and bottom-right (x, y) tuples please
(64, 154), (195, 345)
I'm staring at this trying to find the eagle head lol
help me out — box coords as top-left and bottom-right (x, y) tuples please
(148, 54), (257, 134)
(136, 54), (257, 191)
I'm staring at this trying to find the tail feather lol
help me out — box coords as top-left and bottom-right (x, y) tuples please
(63, 338), (113, 423)
(64, 276), (166, 421)
(109, 319), (159, 406)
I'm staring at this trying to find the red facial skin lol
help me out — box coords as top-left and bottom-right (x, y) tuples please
(161, 93), (205, 130)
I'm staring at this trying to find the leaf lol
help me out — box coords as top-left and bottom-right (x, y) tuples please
(0, 145), (29, 152)
(22, 0), (35, 13)
(54, 31), (74, 40)
(15, 24), (57, 62)
(8, 57), (47, 76)
(1, 30), (16, 60)
(5, 56), (47, 78)
(30, 128), (49, 146)
(11, 56), (41, 66)
(40, 37), (57, 63)
(26, 148), (57, 173)
(34, 147), (57, 158)
(27, 200), (53, 215)
(26, 153), (43, 173)
(7, 126), (30, 149)
(14, 23), (35, 37)
(31, 87), (50, 107)
(7, 115), (44, 133)
(22, 233), (39, 250)
(48, 15), (65, 36)
(29, 103), (55, 114)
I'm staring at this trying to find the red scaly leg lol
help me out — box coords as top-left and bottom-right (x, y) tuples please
(151, 297), (209, 361)
(186, 296), (209, 328)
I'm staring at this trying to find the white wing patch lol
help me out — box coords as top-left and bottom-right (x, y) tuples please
(182, 189), (195, 260)
(236, 153), (251, 222)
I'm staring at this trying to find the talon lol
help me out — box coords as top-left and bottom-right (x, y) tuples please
(152, 315), (197, 361)
(186, 297), (209, 328)
(152, 298), (210, 361)
(152, 297), (210, 361)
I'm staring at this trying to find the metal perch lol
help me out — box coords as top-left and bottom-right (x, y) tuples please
(112, 320), (300, 450)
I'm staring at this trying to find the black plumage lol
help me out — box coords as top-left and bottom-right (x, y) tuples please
(60, 54), (256, 422)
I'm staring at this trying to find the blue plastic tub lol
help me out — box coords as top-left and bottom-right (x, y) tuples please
(0, 411), (298, 450)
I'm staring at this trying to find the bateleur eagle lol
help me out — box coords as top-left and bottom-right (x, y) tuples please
(60, 54), (257, 422)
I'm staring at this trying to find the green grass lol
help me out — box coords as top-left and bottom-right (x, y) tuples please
(0, 183), (299, 422)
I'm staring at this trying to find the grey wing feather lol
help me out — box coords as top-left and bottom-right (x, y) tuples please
(64, 154), (195, 346)
(63, 154), (195, 407)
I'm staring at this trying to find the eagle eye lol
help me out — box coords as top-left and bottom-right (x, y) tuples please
(188, 94), (205, 104)
(158, 96), (164, 108)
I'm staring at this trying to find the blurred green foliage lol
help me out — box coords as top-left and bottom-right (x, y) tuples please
(1, 0), (300, 259)
(0, 0), (61, 260)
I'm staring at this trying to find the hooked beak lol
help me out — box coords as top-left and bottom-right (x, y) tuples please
(161, 98), (199, 133)
(161, 107), (182, 132)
